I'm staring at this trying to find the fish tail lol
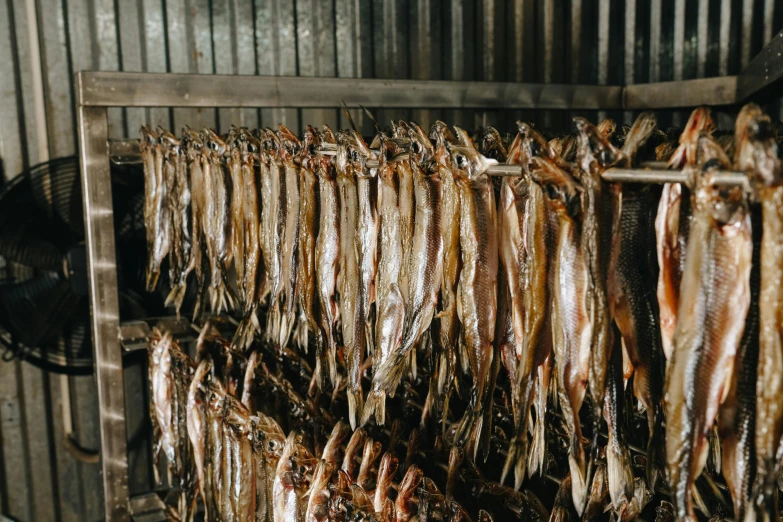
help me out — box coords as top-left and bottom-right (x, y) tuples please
(440, 387), (452, 436)
(360, 389), (386, 426)
(163, 285), (177, 315)
(313, 337), (329, 392)
(501, 430), (529, 490)
(568, 434), (588, 516)
(646, 407), (666, 490)
(231, 315), (255, 352)
(346, 386), (364, 431)
(375, 349), (412, 397)
(474, 405), (492, 463)
(327, 342), (338, 388)
(528, 411), (546, 479)
(146, 266), (160, 292)
(707, 424), (722, 475)
(454, 406), (477, 449)
(606, 439), (634, 511)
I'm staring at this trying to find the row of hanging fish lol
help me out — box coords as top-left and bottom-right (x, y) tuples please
(141, 102), (783, 521)
(148, 325), (556, 522)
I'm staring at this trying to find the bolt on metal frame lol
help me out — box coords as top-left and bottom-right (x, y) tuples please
(75, 38), (782, 519)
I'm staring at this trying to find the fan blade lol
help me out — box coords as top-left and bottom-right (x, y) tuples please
(0, 176), (73, 272)
(0, 271), (81, 348)
(28, 156), (85, 234)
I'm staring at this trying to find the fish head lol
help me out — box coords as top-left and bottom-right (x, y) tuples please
(695, 133), (731, 169)
(350, 484), (374, 510)
(301, 125), (321, 169)
(377, 452), (399, 486)
(477, 126), (507, 162)
(528, 156), (581, 217)
(477, 509), (494, 522)
(734, 103), (781, 185)
(506, 132), (523, 165)
(430, 121), (457, 168)
(693, 162), (748, 226)
(321, 125), (337, 144)
(447, 143), (498, 182)
(181, 127), (204, 160)
(159, 130), (181, 158)
(548, 136), (564, 157)
(620, 112), (658, 163)
(261, 128), (281, 159)
(391, 120), (410, 139)
(669, 106), (714, 167)
(140, 125), (159, 149)
(430, 120), (456, 148)
(449, 501), (472, 521)
(452, 125), (476, 149)
(238, 128), (261, 158)
(378, 133), (410, 167)
(203, 129), (227, 161)
(574, 116), (626, 172)
(560, 133), (579, 162)
(407, 121), (436, 171)
(517, 121), (562, 169)
(277, 124), (301, 163)
(596, 118), (617, 139)
(682, 106), (715, 141)
(336, 130), (372, 176)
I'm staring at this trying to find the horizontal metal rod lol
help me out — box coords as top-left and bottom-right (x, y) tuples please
(601, 167), (749, 187)
(110, 139), (751, 187)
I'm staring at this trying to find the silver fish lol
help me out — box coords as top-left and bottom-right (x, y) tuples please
(374, 124), (443, 401)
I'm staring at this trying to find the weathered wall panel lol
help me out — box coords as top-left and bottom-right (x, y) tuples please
(1, 1), (783, 521)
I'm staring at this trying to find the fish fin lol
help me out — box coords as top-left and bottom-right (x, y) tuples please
(360, 390), (386, 427)
(347, 387), (364, 431)
(606, 439), (634, 511)
(528, 413), (545, 479)
(375, 349), (411, 397)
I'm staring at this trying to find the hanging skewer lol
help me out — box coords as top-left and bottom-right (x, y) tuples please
(111, 138), (754, 188)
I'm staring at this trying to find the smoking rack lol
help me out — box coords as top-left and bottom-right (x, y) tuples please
(76, 29), (782, 521)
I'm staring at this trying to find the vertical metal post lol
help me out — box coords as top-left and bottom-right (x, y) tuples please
(76, 101), (131, 521)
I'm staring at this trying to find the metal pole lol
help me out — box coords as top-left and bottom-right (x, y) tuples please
(77, 103), (131, 522)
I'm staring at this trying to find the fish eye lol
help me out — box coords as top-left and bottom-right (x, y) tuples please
(412, 141), (422, 154)
(456, 155), (466, 169)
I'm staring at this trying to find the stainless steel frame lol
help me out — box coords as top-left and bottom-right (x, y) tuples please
(75, 43), (781, 518)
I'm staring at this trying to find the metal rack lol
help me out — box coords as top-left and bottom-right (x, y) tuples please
(75, 33), (782, 519)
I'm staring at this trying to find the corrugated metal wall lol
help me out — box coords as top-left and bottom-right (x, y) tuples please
(0, 1), (782, 520)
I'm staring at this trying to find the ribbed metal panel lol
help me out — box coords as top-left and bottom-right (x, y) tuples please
(0, 1), (782, 520)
